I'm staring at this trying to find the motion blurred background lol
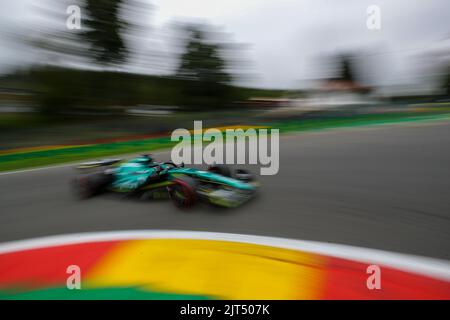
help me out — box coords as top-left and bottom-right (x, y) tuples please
(0, 0), (449, 156)
(1, 1), (450, 301)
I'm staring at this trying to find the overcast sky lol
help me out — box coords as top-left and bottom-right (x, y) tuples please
(1, 0), (449, 89)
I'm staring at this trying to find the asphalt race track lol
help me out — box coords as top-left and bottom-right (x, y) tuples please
(1, 121), (450, 260)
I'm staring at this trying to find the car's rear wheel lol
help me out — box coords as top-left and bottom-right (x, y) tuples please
(72, 175), (92, 199)
(168, 176), (197, 209)
(72, 173), (111, 199)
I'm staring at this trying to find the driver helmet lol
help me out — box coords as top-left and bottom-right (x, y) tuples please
(134, 154), (154, 165)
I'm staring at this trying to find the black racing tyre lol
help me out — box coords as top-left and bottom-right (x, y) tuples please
(208, 164), (232, 177)
(72, 173), (111, 199)
(168, 176), (197, 209)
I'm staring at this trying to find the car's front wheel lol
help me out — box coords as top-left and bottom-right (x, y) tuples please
(168, 176), (197, 209)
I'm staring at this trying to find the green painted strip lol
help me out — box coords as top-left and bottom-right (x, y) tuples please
(0, 286), (211, 300)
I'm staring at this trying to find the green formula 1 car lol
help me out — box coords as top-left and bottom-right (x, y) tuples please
(71, 154), (258, 208)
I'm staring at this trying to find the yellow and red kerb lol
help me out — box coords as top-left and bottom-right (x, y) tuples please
(0, 238), (449, 299)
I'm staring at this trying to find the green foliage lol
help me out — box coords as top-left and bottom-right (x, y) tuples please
(6, 66), (287, 115)
(177, 30), (231, 84)
(176, 28), (233, 108)
(336, 54), (356, 82)
(238, 87), (287, 99)
(442, 66), (450, 96)
(341, 59), (354, 82)
(28, 67), (185, 114)
(82, 0), (128, 65)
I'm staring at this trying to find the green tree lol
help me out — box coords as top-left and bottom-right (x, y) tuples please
(176, 27), (232, 107)
(338, 55), (356, 82)
(82, 0), (128, 65)
(442, 66), (450, 96)
(24, 0), (146, 115)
